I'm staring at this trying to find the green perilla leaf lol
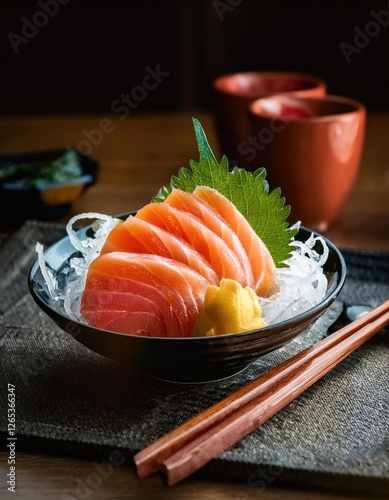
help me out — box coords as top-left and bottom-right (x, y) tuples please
(154, 117), (298, 267)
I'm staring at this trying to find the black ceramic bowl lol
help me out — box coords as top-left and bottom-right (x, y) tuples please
(28, 221), (346, 383)
(0, 148), (99, 231)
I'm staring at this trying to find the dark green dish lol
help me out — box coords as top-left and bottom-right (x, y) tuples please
(0, 148), (99, 231)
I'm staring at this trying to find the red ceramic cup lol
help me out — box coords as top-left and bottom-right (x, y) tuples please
(247, 94), (366, 231)
(212, 71), (327, 169)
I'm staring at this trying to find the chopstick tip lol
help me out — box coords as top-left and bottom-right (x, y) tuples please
(133, 452), (158, 479)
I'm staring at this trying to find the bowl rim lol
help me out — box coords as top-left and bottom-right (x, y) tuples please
(28, 221), (346, 343)
(212, 71), (327, 97)
(248, 94), (366, 123)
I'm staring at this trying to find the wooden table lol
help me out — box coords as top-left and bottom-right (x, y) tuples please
(0, 112), (388, 250)
(0, 112), (388, 499)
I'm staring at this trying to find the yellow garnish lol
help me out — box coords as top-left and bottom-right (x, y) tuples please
(192, 278), (266, 337)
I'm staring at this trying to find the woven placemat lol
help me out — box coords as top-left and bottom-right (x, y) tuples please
(0, 220), (388, 494)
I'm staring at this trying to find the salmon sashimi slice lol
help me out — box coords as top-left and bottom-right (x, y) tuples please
(164, 188), (254, 287)
(80, 252), (210, 337)
(100, 216), (219, 285)
(135, 202), (249, 287)
(82, 280), (177, 337)
(193, 186), (279, 297)
(81, 290), (168, 336)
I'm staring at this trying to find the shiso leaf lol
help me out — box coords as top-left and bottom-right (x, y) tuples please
(153, 117), (298, 267)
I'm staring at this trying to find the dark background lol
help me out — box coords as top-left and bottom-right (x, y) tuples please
(0, 0), (388, 114)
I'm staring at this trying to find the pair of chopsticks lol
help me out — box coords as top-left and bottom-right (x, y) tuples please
(133, 300), (389, 485)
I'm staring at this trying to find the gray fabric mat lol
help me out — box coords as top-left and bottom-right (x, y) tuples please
(0, 220), (388, 494)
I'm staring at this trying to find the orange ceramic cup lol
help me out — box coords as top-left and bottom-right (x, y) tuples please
(212, 71), (327, 169)
(247, 94), (366, 231)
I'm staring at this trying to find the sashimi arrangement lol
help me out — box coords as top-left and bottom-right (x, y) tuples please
(36, 118), (329, 338)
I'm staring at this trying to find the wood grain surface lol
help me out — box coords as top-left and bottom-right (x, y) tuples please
(0, 449), (386, 500)
(0, 112), (388, 250)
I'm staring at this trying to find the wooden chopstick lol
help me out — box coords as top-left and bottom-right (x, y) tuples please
(133, 299), (389, 485)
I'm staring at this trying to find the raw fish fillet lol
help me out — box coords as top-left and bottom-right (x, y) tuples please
(164, 188), (254, 287)
(100, 216), (219, 284)
(81, 187), (280, 337)
(80, 252), (209, 337)
(135, 202), (249, 286)
(193, 186), (279, 297)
